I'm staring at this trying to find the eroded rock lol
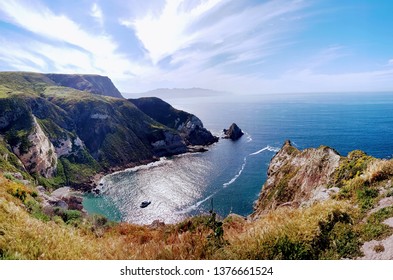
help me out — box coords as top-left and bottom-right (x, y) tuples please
(252, 140), (340, 218)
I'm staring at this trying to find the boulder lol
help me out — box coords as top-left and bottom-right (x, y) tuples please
(223, 123), (244, 140)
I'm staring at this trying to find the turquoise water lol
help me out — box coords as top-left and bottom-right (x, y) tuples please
(83, 92), (393, 224)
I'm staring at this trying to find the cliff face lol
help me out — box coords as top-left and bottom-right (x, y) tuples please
(45, 74), (123, 98)
(12, 117), (57, 178)
(0, 72), (215, 188)
(130, 97), (218, 146)
(252, 140), (340, 217)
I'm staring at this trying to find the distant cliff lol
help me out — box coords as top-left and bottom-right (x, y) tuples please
(45, 74), (123, 98)
(0, 72), (216, 188)
(130, 97), (218, 146)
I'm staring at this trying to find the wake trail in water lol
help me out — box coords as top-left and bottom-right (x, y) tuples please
(178, 157), (248, 214)
(249, 145), (280, 155)
(223, 156), (247, 188)
(176, 193), (215, 214)
(178, 144), (280, 214)
(245, 132), (253, 143)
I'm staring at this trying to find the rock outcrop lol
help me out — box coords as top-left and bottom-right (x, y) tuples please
(151, 131), (188, 156)
(37, 186), (84, 214)
(252, 140), (340, 218)
(12, 117), (57, 178)
(223, 123), (244, 140)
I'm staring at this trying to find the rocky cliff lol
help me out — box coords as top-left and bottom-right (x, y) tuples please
(12, 117), (57, 178)
(252, 140), (341, 217)
(250, 140), (393, 259)
(130, 97), (218, 146)
(45, 74), (123, 98)
(0, 72), (216, 188)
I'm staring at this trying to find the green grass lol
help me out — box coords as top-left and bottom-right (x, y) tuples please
(334, 150), (372, 187)
(0, 138), (31, 179)
(359, 206), (393, 241)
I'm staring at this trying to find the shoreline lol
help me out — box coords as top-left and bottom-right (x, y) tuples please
(82, 144), (213, 194)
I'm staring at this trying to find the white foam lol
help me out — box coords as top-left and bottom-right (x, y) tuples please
(245, 132), (253, 143)
(223, 156), (247, 188)
(176, 193), (215, 214)
(249, 145), (280, 156)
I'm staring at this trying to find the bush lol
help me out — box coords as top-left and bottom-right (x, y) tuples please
(360, 206), (393, 241)
(53, 208), (82, 225)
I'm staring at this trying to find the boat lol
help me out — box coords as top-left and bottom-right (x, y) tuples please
(140, 201), (151, 208)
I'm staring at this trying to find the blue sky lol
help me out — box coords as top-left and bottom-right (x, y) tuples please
(0, 0), (392, 95)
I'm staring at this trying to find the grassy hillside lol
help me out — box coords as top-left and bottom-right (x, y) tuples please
(0, 72), (194, 188)
(2, 147), (393, 259)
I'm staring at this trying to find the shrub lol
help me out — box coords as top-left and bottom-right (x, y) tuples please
(360, 206), (393, 241)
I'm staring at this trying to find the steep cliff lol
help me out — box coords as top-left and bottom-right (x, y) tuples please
(45, 74), (123, 98)
(0, 72), (215, 188)
(130, 97), (218, 146)
(252, 140), (340, 217)
(250, 140), (393, 259)
(12, 117), (57, 178)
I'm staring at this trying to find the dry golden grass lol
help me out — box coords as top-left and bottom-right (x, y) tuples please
(216, 200), (359, 259)
(0, 173), (361, 260)
(363, 159), (393, 184)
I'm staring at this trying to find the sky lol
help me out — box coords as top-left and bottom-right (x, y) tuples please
(0, 0), (392, 95)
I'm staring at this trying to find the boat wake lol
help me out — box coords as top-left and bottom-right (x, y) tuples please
(223, 156), (247, 188)
(245, 132), (253, 143)
(179, 144), (281, 214)
(176, 193), (215, 214)
(249, 145), (280, 156)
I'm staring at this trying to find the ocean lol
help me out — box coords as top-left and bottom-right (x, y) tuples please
(82, 92), (393, 224)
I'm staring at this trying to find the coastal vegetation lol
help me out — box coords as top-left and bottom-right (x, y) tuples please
(2, 145), (393, 259)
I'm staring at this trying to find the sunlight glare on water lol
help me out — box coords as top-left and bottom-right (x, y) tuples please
(98, 154), (214, 224)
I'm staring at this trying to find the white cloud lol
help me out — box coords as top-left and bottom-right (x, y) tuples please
(0, 1), (114, 56)
(0, 1), (153, 82)
(121, 0), (226, 64)
(1, 0), (391, 94)
(90, 3), (104, 26)
(118, 0), (310, 92)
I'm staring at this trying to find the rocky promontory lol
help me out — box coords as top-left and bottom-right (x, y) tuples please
(252, 140), (340, 217)
(130, 97), (219, 146)
(250, 140), (393, 259)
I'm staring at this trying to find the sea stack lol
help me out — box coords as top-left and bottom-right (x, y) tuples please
(223, 123), (244, 140)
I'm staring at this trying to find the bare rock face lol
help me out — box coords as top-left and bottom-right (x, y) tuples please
(13, 117), (57, 178)
(151, 131), (188, 156)
(54, 136), (84, 157)
(252, 140), (340, 219)
(223, 123), (244, 140)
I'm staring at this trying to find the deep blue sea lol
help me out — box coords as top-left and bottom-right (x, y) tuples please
(83, 92), (393, 224)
